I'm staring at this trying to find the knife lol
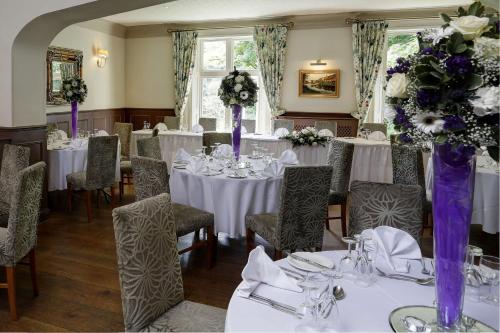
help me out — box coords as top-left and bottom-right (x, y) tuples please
(248, 294), (302, 317)
(289, 254), (331, 270)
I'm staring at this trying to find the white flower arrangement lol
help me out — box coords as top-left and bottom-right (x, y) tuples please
(62, 77), (87, 103)
(281, 126), (328, 147)
(218, 68), (258, 108)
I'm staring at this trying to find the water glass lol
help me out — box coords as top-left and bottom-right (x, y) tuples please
(480, 255), (500, 305)
(465, 245), (483, 302)
(339, 237), (358, 279)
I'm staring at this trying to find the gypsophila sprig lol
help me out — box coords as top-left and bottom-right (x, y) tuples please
(281, 127), (329, 147)
(218, 68), (258, 108)
(62, 77), (87, 104)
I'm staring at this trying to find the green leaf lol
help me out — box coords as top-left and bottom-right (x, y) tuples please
(487, 146), (499, 162)
(467, 74), (484, 90)
(440, 13), (452, 23)
(458, 6), (467, 16)
(429, 60), (445, 74)
(415, 64), (433, 74)
(436, 135), (448, 144)
(467, 1), (484, 16)
(430, 71), (444, 80)
(418, 84), (440, 90)
(447, 32), (468, 54)
(417, 72), (441, 85)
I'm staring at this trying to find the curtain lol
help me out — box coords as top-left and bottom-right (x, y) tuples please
(351, 21), (388, 127)
(253, 24), (288, 118)
(173, 31), (198, 124)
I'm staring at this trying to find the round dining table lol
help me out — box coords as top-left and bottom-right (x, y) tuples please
(224, 250), (499, 332)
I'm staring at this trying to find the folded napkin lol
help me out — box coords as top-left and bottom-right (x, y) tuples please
(214, 144), (233, 159)
(186, 158), (205, 174)
(274, 128), (289, 137)
(318, 129), (334, 137)
(237, 246), (302, 298)
(175, 148), (192, 162)
(367, 131), (387, 141)
(241, 126), (248, 135)
(361, 226), (421, 273)
(278, 149), (298, 165)
(96, 130), (109, 136)
(261, 161), (285, 177)
(154, 122), (168, 131)
(55, 130), (68, 140)
(477, 155), (498, 169)
(192, 124), (204, 133)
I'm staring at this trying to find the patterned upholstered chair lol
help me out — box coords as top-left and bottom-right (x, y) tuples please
(349, 181), (424, 244)
(202, 132), (232, 155)
(246, 166), (333, 259)
(112, 194), (226, 332)
(325, 140), (355, 237)
(0, 162), (46, 320)
(131, 156), (216, 268)
(271, 119), (294, 133)
(362, 123), (387, 136)
(113, 122), (133, 199)
(66, 136), (118, 223)
(314, 120), (338, 137)
(198, 118), (217, 132)
(0, 144), (30, 228)
(152, 128), (159, 137)
(164, 116), (180, 130)
(242, 119), (256, 133)
(137, 136), (162, 160)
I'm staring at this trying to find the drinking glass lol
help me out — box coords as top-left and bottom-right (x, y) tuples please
(465, 245), (483, 302)
(339, 237), (358, 279)
(354, 236), (376, 287)
(479, 255), (500, 305)
(295, 276), (326, 332)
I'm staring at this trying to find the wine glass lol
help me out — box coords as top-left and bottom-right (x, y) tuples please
(465, 245), (483, 302)
(479, 255), (499, 305)
(354, 236), (376, 287)
(339, 237), (358, 279)
(295, 276), (326, 332)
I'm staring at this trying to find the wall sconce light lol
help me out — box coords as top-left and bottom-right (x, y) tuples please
(310, 59), (327, 66)
(97, 49), (109, 68)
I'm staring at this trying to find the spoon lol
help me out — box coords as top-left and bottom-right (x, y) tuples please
(333, 285), (345, 300)
(401, 316), (431, 332)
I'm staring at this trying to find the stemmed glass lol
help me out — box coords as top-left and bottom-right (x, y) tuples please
(354, 236), (377, 287)
(295, 275), (328, 332)
(339, 236), (358, 279)
(465, 245), (483, 302)
(479, 255), (500, 305)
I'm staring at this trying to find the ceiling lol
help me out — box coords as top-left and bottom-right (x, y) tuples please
(104, 0), (472, 26)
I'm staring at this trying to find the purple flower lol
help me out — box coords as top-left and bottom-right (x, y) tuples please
(387, 58), (411, 78)
(421, 47), (434, 55)
(445, 55), (473, 77)
(443, 115), (466, 131)
(421, 47), (447, 60)
(399, 133), (413, 143)
(417, 89), (441, 108)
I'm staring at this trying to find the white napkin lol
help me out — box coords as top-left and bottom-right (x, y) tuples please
(477, 155), (498, 169)
(96, 130), (109, 136)
(237, 246), (302, 298)
(175, 148), (191, 162)
(318, 129), (334, 137)
(241, 126), (248, 135)
(261, 161), (285, 177)
(192, 124), (204, 133)
(186, 158), (205, 174)
(55, 130), (68, 140)
(70, 138), (87, 149)
(367, 131), (387, 141)
(154, 122), (168, 131)
(362, 226), (421, 273)
(214, 144), (233, 159)
(278, 149), (298, 165)
(274, 128), (289, 137)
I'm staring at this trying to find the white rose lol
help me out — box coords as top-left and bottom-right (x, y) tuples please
(312, 142), (318, 146)
(218, 88), (223, 95)
(66, 91), (73, 97)
(449, 16), (490, 41)
(301, 128), (309, 135)
(309, 136), (314, 142)
(79, 88), (85, 93)
(235, 75), (244, 83)
(234, 84), (243, 92)
(386, 73), (409, 98)
(473, 36), (500, 58)
(471, 86), (500, 116)
(299, 138), (304, 143)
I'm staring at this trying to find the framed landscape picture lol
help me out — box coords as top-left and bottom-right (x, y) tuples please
(299, 69), (340, 98)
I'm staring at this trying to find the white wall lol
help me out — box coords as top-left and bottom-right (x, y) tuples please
(46, 24), (126, 113)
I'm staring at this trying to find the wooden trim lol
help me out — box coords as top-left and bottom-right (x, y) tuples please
(277, 111), (358, 137)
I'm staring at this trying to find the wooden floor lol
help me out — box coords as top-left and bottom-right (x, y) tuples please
(0, 186), (497, 331)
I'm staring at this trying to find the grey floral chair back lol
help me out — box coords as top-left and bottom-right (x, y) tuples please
(164, 116), (180, 130)
(276, 166), (333, 250)
(131, 156), (169, 201)
(242, 119), (256, 133)
(112, 194), (184, 332)
(349, 181), (423, 244)
(86, 136), (118, 190)
(0, 144), (30, 205)
(272, 119), (294, 133)
(203, 132), (232, 155)
(113, 122), (133, 159)
(3, 162), (45, 266)
(327, 140), (354, 194)
(391, 144), (426, 205)
(198, 118), (216, 132)
(315, 120), (338, 137)
(137, 136), (162, 160)
(362, 123), (387, 135)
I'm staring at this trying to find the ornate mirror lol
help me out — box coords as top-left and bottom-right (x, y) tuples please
(46, 46), (83, 105)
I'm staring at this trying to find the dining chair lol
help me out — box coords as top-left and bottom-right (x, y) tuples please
(242, 119), (256, 133)
(246, 166), (333, 259)
(198, 118), (217, 132)
(203, 132), (231, 155)
(164, 116), (180, 130)
(0, 161), (46, 320)
(137, 136), (162, 160)
(131, 156), (216, 268)
(271, 119), (294, 133)
(314, 120), (338, 137)
(66, 135), (118, 223)
(362, 123), (387, 135)
(112, 193), (226, 332)
(348, 181), (424, 244)
(113, 122), (133, 199)
(325, 140), (354, 237)
(0, 144), (30, 228)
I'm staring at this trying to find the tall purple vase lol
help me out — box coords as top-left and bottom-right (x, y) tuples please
(432, 143), (476, 330)
(232, 104), (242, 161)
(71, 100), (78, 140)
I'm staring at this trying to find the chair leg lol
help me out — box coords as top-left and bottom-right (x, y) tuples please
(340, 203), (347, 237)
(274, 249), (283, 260)
(6, 267), (18, 321)
(96, 190), (100, 208)
(325, 205), (331, 230)
(85, 190), (92, 223)
(207, 225), (216, 269)
(67, 183), (73, 212)
(246, 228), (256, 255)
(110, 186), (115, 209)
(119, 172), (124, 200)
(29, 249), (39, 297)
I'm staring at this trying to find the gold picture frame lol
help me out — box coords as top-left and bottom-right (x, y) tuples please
(46, 46), (83, 105)
(299, 69), (339, 98)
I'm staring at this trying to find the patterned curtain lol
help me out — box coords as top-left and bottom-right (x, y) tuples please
(351, 21), (388, 127)
(254, 24), (289, 117)
(173, 31), (198, 122)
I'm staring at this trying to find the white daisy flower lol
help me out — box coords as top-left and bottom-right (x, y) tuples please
(240, 91), (249, 100)
(412, 112), (445, 134)
(71, 80), (78, 87)
(234, 84), (243, 92)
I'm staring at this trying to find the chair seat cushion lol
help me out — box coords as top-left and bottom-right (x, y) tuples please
(245, 214), (278, 248)
(142, 300), (226, 332)
(328, 190), (347, 205)
(66, 171), (87, 190)
(120, 160), (132, 173)
(0, 200), (9, 228)
(172, 203), (214, 237)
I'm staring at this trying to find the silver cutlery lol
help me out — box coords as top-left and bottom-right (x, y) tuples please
(248, 294), (302, 318)
(289, 254), (331, 270)
(279, 266), (307, 279)
(376, 268), (434, 285)
(421, 258), (430, 275)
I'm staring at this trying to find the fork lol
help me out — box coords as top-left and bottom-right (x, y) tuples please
(376, 268), (434, 285)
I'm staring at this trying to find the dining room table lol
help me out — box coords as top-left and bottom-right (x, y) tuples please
(224, 250), (499, 332)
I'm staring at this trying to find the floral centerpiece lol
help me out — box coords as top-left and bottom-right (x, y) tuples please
(218, 68), (258, 160)
(281, 127), (329, 147)
(62, 77), (88, 139)
(385, 1), (498, 329)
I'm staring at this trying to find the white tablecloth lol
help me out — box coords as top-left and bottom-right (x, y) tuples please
(48, 140), (121, 191)
(225, 250), (499, 332)
(426, 158), (500, 234)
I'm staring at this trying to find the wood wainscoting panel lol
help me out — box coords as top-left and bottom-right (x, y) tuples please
(47, 108), (125, 135)
(277, 112), (359, 137)
(124, 108), (175, 130)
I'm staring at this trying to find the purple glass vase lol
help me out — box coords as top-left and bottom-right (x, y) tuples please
(71, 100), (78, 140)
(231, 104), (242, 161)
(432, 143), (476, 330)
